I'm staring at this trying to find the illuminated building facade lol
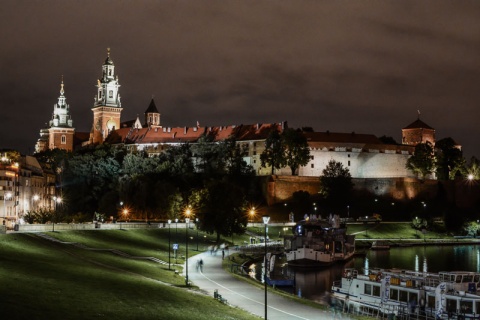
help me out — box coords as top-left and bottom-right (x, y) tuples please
(35, 79), (75, 153)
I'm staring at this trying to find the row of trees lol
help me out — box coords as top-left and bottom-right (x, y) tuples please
(406, 137), (479, 180)
(31, 127), (314, 241)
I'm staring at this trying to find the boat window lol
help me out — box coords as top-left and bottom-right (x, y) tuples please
(427, 295), (435, 308)
(390, 289), (398, 301)
(474, 275), (480, 283)
(463, 275), (473, 283)
(446, 299), (457, 313)
(399, 290), (408, 303)
(456, 275), (462, 283)
(461, 300), (473, 314)
(409, 292), (418, 303)
(372, 285), (380, 297)
(365, 284), (372, 295)
(476, 301), (480, 314)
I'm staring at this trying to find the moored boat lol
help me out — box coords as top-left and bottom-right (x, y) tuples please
(371, 241), (390, 250)
(284, 214), (355, 267)
(332, 267), (480, 319)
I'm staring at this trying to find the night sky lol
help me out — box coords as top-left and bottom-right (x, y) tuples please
(2, 1), (480, 158)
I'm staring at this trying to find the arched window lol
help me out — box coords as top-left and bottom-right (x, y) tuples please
(109, 90), (113, 98)
(61, 135), (66, 144)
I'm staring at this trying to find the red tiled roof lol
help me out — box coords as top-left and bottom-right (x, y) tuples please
(105, 122), (286, 145)
(304, 132), (382, 144)
(403, 119), (434, 130)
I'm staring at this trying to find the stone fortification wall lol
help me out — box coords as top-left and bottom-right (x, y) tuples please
(298, 149), (414, 178)
(263, 175), (480, 208)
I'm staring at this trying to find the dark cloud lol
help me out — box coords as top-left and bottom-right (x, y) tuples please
(1, 0), (480, 159)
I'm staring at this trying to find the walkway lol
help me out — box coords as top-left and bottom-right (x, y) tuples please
(187, 251), (349, 320)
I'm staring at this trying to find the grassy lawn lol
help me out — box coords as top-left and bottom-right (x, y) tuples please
(0, 231), (260, 320)
(346, 222), (450, 240)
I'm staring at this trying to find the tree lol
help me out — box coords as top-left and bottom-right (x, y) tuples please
(260, 128), (285, 175)
(435, 137), (465, 180)
(219, 137), (254, 177)
(260, 127), (311, 175)
(281, 128), (311, 175)
(406, 142), (435, 179)
(466, 157), (480, 180)
(189, 180), (247, 243)
(319, 160), (353, 212)
(464, 221), (479, 237)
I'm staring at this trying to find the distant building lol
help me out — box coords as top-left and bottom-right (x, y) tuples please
(89, 48), (123, 145)
(34, 50), (449, 180)
(35, 78), (75, 152)
(402, 117), (435, 147)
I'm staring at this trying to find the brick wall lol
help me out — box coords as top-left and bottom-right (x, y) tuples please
(262, 175), (480, 208)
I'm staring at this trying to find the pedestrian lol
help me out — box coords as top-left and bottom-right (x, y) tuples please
(222, 249), (225, 260)
(199, 258), (203, 272)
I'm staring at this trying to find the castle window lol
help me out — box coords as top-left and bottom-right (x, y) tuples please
(109, 90), (113, 98)
(348, 161), (351, 166)
(311, 164), (314, 168)
(61, 135), (66, 144)
(348, 154), (350, 158)
(253, 151), (257, 156)
(98, 91), (102, 99)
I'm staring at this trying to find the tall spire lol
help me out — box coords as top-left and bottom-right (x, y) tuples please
(49, 76), (73, 128)
(60, 75), (64, 96)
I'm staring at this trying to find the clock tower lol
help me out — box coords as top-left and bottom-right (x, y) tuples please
(90, 48), (123, 144)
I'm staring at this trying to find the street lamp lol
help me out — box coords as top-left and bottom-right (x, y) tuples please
(262, 215), (270, 320)
(249, 207), (255, 224)
(185, 217), (190, 286)
(175, 218), (178, 242)
(196, 218), (199, 251)
(32, 194), (39, 212)
(3, 192), (12, 218)
(52, 196), (62, 232)
(168, 219), (172, 270)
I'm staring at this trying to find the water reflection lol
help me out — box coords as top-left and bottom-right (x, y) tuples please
(252, 245), (480, 302)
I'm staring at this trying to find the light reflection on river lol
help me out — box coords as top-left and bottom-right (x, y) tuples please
(254, 245), (480, 304)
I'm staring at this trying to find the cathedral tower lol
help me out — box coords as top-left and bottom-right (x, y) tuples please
(35, 78), (75, 152)
(90, 48), (123, 144)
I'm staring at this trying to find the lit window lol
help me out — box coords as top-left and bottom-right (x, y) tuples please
(61, 135), (66, 144)
(109, 90), (113, 98)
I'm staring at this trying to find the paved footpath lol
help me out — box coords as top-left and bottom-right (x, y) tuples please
(187, 251), (350, 320)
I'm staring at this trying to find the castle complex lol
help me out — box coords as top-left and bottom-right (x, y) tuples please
(34, 50), (441, 179)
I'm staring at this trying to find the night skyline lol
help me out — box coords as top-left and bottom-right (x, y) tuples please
(2, 1), (480, 159)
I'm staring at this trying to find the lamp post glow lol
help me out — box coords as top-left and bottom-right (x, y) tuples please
(249, 207), (255, 223)
(262, 215), (270, 320)
(185, 217), (190, 286)
(32, 194), (39, 212)
(168, 219), (172, 270)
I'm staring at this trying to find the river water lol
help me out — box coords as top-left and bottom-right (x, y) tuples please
(251, 244), (480, 304)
